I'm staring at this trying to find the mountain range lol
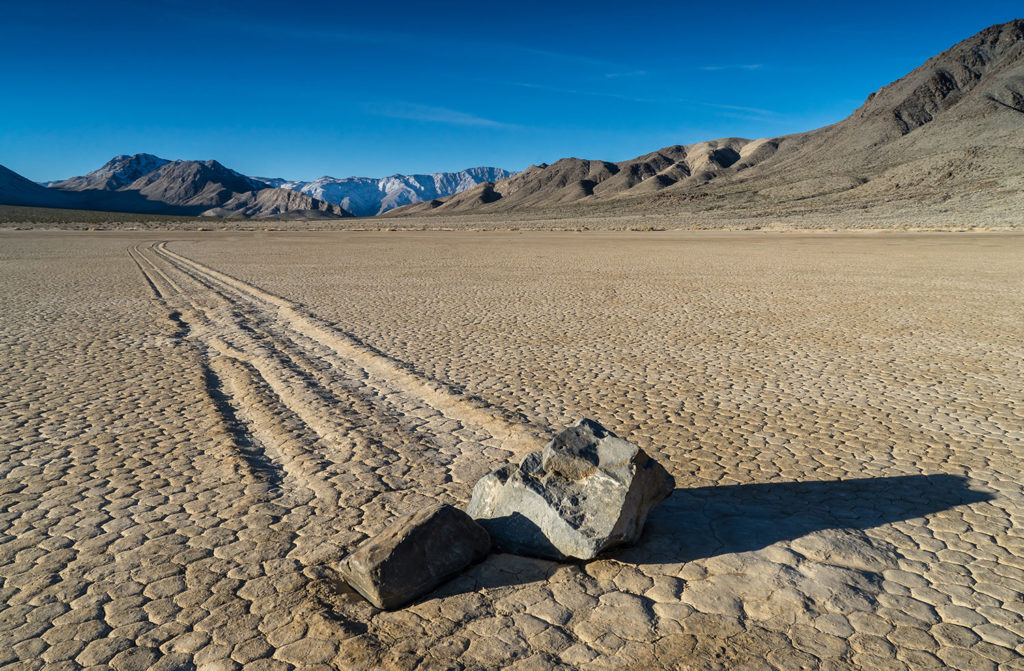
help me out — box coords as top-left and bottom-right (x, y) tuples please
(3, 155), (347, 219)
(389, 19), (1024, 220)
(1, 154), (513, 219)
(257, 168), (515, 217)
(3, 20), (1022, 222)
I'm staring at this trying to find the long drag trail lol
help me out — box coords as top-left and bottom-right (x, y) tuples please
(129, 241), (544, 522)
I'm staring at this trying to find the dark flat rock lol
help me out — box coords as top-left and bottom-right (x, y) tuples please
(339, 503), (491, 609)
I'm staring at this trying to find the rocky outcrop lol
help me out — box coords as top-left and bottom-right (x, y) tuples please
(467, 418), (673, 560)
(201, 186), (350, 219)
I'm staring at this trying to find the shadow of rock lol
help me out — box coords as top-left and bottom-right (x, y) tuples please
(421, 474), (992, 602)
(612, 473), (993, 565)
(476, 511), (563, 559)
(431, 552), (563, 600)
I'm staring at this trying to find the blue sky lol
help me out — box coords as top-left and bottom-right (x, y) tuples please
(2, 1), (1020, 182)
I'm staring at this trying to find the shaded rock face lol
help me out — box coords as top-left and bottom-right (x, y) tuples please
(467, 418), (674, 560)
(339, 504), (490, 610)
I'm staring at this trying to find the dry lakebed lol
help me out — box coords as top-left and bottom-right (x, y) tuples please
(1, 229), (1022, 670)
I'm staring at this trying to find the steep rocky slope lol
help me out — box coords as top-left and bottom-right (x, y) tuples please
(390, 20), (1024, 218)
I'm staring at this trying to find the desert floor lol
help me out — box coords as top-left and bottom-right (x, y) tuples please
(1, 230), (1022, 670)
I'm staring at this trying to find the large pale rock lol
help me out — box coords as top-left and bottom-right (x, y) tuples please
(467, 418), (674, 560)
(339, 503), (490, 609)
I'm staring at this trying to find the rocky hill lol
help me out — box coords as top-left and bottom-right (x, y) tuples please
(390, 20), (1024, 219)
(123, 160), (271, 210)
(202, 186), (350, 220)
(0, 164), (78, 209)
(47, 153), (171, 191)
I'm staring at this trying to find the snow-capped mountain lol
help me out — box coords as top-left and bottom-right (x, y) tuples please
(250, 177), (290, 189)
(259, 167), (516, 217)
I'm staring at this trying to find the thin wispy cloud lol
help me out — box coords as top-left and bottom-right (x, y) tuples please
(366, 102), (512, 129)
(717, 111), (777, 124)
(604, 70), (648, 79)
(697, 102), (776, 116)
(503, 80), (778, 117)
(700, 64), (764, 71)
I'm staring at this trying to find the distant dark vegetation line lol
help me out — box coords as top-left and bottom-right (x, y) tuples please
(0, 204), (210, 225)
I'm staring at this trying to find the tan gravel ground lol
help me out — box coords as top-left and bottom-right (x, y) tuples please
(1, 230), (1022, 670)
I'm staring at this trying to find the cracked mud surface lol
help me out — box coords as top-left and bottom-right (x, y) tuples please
(1, 230), (1022, 670)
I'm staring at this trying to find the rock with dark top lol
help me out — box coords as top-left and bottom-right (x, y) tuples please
(339, 503), (491, 609)
(467, 418), (674, 560)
